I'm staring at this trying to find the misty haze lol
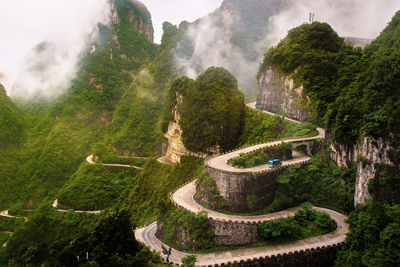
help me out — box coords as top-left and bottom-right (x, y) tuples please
(0, 0), (400, 266)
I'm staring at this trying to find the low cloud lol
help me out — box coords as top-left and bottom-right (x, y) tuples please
(266, 0), (400, 45)
(174, 0), (400, 98)
(0, 0), (111, 100)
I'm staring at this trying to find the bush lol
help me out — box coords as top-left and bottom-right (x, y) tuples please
(269, 152), (356, 214)
(228, 142), (292, 168)
(157, 208), (214, 251)
(182, 254), (197, 267)
(237, 106), (317, 147)
(258, 203), (336, 242)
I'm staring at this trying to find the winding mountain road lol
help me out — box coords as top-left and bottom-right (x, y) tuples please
(172, 180), (299, 223)
(205, 102), (324, 174)
(86, 155), (143, 170)
(135, 102), (348, 266)
(137, 182), (348, 266)
(0, 210), (28, 222)
(51, 199), (101, 214)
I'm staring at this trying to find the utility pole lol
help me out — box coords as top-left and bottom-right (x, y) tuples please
(309, 13), (315, 23)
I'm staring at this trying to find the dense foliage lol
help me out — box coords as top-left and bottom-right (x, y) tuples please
(260, 22), (356, 124)
(0, 0), (158, 211)
(108, 22), (180, 156)
(0, 216), (24, 232)
(260, 14), (400, 145)
(228, 142), (292, 168)
(3, 207), (159, 266)
(0, 85), (24, 149)
(326, 11), (400, 143)
(164, 67), (245, 153)
(336, 202), (400, 266)
(269, 152), (356, 214)
(258, 11), (400, 266)
(182, 254), (197, 267)
(57, 163), (138, 210)
(157, 209), (214, 251)
(237, 106), (317, 147)
(259, 203), (336, 241)
(119, 156), (204, 225)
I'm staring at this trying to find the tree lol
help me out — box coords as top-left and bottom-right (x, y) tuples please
(177, 67), (245, 153)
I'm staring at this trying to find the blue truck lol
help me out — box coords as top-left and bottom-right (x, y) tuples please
(268, 159), (282, 168)
(255, 105), (263, 111)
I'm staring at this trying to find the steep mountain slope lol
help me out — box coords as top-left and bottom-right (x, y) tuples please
(256, 11), (400, 266)
(106, 21), (181, 156)
(0, 0), (156, 210)
(0, 85), (24, 149)
(175, 0), (287, 99)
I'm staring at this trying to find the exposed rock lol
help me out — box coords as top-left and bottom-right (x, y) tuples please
(330, 135), (399, 206)
(110, 0), (154, 51)
(111, 0), (120, 25)
(90, 45), (96, 54)
(112, 34), (120, 49)
(329, 142), (356, 168)
(163, 93), (208, 164)
(257, 67), (312, 122)
(354, 136), (397, 205)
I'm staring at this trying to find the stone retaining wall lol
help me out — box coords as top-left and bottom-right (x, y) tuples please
(200, 243), (343, 266)
(210, 219), (259, 246)
(203, 166), (285, 213)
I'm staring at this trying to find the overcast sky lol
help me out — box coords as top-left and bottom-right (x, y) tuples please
(140, 0), (223, 43)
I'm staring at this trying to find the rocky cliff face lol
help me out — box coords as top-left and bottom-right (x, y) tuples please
(257, 67), (312, 122)
(174, 0), (286, 98)
(111, 0), (154, 43)
(330, 135), (399, 206)
(162, 93), (208, 164)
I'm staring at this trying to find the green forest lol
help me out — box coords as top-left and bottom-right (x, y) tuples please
(0, 0), (400, 266)
(258, 11), (400, 266)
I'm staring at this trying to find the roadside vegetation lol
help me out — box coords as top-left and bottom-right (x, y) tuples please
(2, 206), (160, 266)
(238, 107), (317, 147)
(157, 208), (214, 251)
(57, 163), (139, 211)
(118, 156), (204, 226)
(228, 142), (292, 168)
(259, 203), (336, 242)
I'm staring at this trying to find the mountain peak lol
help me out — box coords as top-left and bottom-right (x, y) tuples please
(111, 0), (154, 43)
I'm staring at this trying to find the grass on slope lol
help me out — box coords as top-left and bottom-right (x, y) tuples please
(169, 204), (336, 254)
(118, 156), (204, 226)
(57, 163), (138, 211)
(0, 232), (10, 246)
(157, 208), (214, 251)
(238, 106), (317, 147)
(0, 217), (24, 232)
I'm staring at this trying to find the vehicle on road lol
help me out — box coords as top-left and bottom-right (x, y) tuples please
(256, 105), (263, 111)
(268, 159), (282, 168)
(69, 209), (75, 212)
